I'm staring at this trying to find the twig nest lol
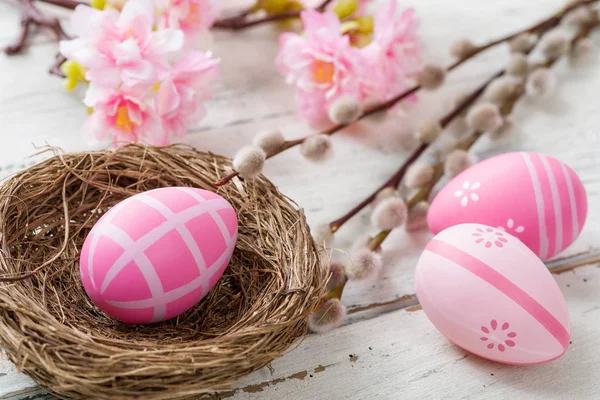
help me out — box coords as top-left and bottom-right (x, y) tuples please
(233, 145), (266, 179)
(507, 53), (529, 77)
(371, 197), (408, 231)
(526, 68), (557, 98)
(508, 33), (537, 53)
(313, 223), (335, 247)
(416, 64), (446, 90)
(539, 30), (570, 60)
(252, 129), (285, 154)
(325, 262), (347, 293)
(405, 162), (435, 189)
(406, 201), (430, 232)
(450, 38), (479, 59)
(347, 248), (383, 281)
(0, 145), (324, 399)
(308, 299), (347, 333)
(445, 149), (475, 178)
(466, 103), (503, 132)
(328, 96), (362, 125)
(416, 119), (443, 144)
(301, 134), (333, 162)
(484, 76), (522, 105)
(489, 116), (515, 141)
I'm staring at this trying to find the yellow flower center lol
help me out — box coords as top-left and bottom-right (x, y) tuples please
(312, 60), (335, 84)
(115, 106), (137, 132)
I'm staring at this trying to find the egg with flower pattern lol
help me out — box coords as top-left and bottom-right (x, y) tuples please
(80, 187), (238, 324)
(427, 152), (587, 261)
(415, 223), (570, 365)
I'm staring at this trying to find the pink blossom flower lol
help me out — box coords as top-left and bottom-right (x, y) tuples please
(155, 51), (220, 141)
(59, 0), (184, 90)
(155, 0), (219, 48)
(84, 87), (160, 146)
(362, 1), (422, 100)
(276, 10), (371, 121)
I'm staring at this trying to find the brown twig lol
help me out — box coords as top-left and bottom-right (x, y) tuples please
(213, 0), (334, 30)
(212, 0), (592, 187)
(365, 21), (598, 253)
(328, 70), (504, 233)
(4, 0), (71, 55)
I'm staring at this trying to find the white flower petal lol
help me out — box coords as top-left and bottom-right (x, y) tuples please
(454, 190), (464, 197)
(149, 29), (184, 55)
(461, 196), (468, 207)
(471, 193), (479, 202)
(516, 226), (525, 233)
(471, 181), (481, 190)
(507, 218), (514, 228)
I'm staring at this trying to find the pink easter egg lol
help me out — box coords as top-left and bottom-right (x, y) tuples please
(428, 152), (587, 261)
(80, 187), (238, 324)
(415, 223), (570, 365)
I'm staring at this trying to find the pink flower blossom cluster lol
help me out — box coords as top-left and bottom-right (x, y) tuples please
(276, 1), (422, 122)
(59, 0), (219, 146)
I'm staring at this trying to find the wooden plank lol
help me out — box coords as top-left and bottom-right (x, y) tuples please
(1, 0), (600, 398)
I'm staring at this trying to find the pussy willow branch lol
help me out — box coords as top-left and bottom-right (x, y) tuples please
(328, 70), (504, 233)
(4, 0), (71, 55)
(365, 22), (598, 253)
(213, 0), (334, 30)
(213, 0), (595, 187)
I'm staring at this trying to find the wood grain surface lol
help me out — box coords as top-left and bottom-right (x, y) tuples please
(1, 0), (599, 398)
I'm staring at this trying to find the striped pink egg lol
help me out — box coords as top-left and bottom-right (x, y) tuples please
(80, 187), (238, 324)
(416, 223), (570, 365)
(428, 152), (587, 261)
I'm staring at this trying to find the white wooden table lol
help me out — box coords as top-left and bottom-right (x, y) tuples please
(1, 0), (600, 398)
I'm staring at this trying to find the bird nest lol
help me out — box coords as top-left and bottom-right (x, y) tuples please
(0, 144), (324, 399)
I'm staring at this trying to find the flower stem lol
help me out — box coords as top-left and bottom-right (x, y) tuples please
(213, 0), (334, 30)
(213, 0), (595, 187)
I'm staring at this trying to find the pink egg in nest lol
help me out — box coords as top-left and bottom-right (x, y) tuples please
(416, 223), (570, 365)
(80, 187), (238, 324)
(428, 152), (587, 261)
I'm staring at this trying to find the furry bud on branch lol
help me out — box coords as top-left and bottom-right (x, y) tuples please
(450, 38), (479, 60)
(404, 162), (435, 189)
(484, 76), (522, 104)
(539, 30), (570, 60)
(252, 130), (285, 154)
(301, 134), (333, 162)
(445, 149), (475, 178)
(233, 146), (266, 179)
(416, 119), (443, 144)
(526, 68), (557, 98)
(308, 298), (347, 333)
(509, 33), (537, 53)
(313, 224), (335, 247)
(466, 103), (503, 132)
(328, 96), (362, 125)
(347, 248), (383, 281)
(417, 64), (446, 90)
(371, 197), (408, 231)
(507, 53), (529, 77)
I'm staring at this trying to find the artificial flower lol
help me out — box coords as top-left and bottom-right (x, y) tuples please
(156, 51), (220, 141)
(362, 1), (422, 100)
(59, 0), (183, 90)
(155, 0), (219, 48)
(84, 87), (160, 146)
(276, 10), (371, 121)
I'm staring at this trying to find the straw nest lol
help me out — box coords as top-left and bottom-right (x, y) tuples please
(0, 144), (324, 399)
